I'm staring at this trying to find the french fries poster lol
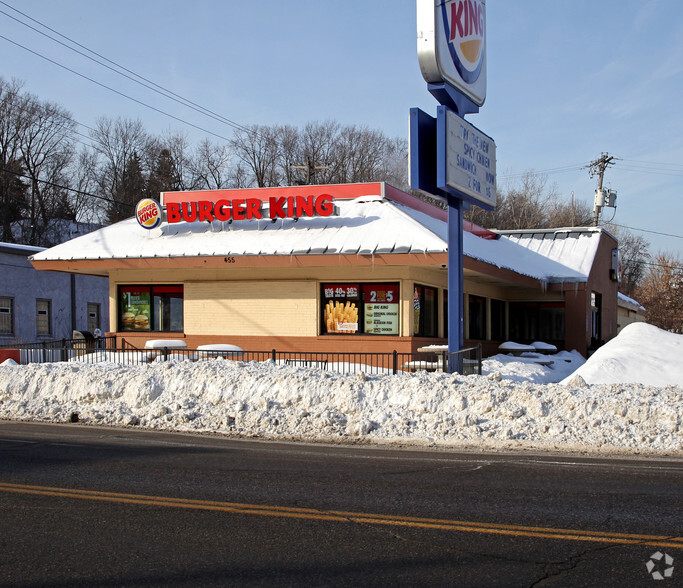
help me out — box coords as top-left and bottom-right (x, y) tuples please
(325, 300), (359, 333)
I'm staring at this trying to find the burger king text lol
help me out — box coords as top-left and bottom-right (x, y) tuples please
(166, 194), (335, 224)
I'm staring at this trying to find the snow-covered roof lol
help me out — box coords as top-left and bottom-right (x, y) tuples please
(618, 292), (645, 311)
(493, 227), (603, 278)
(31, 194), (593, 284)
(0, 242), (45, 256)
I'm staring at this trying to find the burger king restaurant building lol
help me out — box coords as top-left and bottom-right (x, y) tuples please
(30, 183), (619, 358)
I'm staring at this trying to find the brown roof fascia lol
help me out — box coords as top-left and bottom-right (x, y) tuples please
(30, 252), (450, 275)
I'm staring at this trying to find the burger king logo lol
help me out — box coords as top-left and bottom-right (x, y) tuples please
(442, 0), (485, 84)
(135, 198), (162, 230)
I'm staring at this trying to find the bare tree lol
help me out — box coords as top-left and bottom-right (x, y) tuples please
(378, 136), (409, 191)
(332, 125), (388, 183)
(189, 138), (233, 190)
(295, 120), (339, 185)
(0, 78), (79, 245)
(230, 125), (281, 188)
(605, 224), (651, 298)
(17, 98), (77, 245)
(547, 197), (593, 228)
(636, 252), (683, 333)
(70, 148), (104, 224)
(465, 171), (594, 231)
(89, 117), (153, 223)
(276, 125), (301, 186)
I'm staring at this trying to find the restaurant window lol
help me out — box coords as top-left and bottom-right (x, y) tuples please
(36, 299), (51, 337)
(539, 302), (565, 342)
(321, 283), (399, 335)
(0, 297), (13, 335)
(509, 301), (565, 342)
(87, 303), (100, 333)
(468, 295), (486, 340)
(118, 285), (184, 332)
(490, 299), (506, 340)
(413, 284), (437, 337)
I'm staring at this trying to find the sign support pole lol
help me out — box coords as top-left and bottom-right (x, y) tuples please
(447, 195), (464, 373)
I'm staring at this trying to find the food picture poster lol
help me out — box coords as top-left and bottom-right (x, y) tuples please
(323, 285), (359, 334)
(120, 289), (151, 330)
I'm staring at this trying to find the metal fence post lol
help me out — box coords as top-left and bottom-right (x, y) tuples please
(163, 346), (168, 361)
(272, 348), (276, 362)
(392, 350), (397, 375)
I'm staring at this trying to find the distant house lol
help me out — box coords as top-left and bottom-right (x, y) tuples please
(0, 242), (109, 344)
(11, 219), (103, 248)
(617, 292), (646, 333)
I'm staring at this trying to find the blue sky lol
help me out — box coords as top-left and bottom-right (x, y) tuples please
(1, 0), (682, 257)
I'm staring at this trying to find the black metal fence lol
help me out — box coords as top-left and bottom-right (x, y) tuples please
(1, 339), (482, 376)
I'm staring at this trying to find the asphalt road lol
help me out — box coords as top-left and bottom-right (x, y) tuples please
(0, 421), (681, 587)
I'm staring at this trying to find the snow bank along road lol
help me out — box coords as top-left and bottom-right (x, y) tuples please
(0, 356), (680, 456)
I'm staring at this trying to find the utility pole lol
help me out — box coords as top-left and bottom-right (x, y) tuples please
(588, 152), (616, 226)
(290, 157), (330, 185)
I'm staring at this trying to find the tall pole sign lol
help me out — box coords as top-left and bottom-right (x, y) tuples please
(411, 0), (496, 373)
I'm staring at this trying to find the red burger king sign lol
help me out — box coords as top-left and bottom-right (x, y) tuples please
(135, 198), (162, 230)
(417, 0), (487, 106)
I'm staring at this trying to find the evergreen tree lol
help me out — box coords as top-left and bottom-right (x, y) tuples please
(147, 148), (181, 199)
(0, 159), (29, 242)
(107, 151), (145, 223)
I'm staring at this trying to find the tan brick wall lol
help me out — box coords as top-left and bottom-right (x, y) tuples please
(184, 281), (317, 336)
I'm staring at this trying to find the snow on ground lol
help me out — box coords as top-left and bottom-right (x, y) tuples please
(0, 323), (680, 455)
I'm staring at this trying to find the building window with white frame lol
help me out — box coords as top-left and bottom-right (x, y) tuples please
(36, 299), (52, 337)
(0, 297), (13, 336)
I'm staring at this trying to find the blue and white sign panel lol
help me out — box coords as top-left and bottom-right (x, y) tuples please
(440, 107), (496, 209)
(417, 0), (487, 107)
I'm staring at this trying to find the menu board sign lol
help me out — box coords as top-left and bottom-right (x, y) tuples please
(363, 285), (399, 335)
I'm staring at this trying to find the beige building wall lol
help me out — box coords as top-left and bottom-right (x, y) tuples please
(617, 305), (646, 333)
(185, 281), (317, 337)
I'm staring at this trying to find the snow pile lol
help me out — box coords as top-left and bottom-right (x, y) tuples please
(0, 326), (680, 455)
(482, 350), (583, 383)
(561, 323), (683, 387)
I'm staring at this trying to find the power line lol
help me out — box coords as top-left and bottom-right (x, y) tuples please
(608, 222), (683, 240)
(0, 2), (254, 136)
(620, 158), (683, 170)
(616, 165), (683, 178)
(0, 33), (236, 144)
(499, 163), (590, 180)
(641, 259), (683, 269)
(0, 165), (129, 210)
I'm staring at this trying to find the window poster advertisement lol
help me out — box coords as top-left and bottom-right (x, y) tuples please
(119, 286), (151, 331)
(323, 284), (359, 334)
(363, 284), (399, 335)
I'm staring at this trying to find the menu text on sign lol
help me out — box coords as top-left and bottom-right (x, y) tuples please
(444, 108), (496, 209)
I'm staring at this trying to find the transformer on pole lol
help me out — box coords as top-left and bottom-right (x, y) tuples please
(588, 153), (618, 226)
